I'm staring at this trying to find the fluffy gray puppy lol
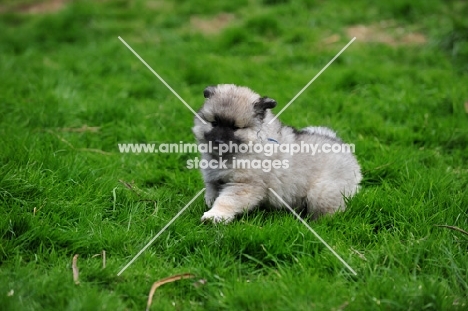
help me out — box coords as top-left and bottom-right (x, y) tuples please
(192, 84), (362, 223)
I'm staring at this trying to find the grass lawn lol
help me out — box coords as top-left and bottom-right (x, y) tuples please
(1, 0), (467, 310)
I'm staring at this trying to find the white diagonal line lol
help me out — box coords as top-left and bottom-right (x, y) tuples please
(117, 188), (205, 276)
(268, 188), (357, 276)
(269, 37), (356, 124)
(118, 36), (207, 124)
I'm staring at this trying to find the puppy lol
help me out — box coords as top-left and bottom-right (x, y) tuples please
(192, 84), (362, 223)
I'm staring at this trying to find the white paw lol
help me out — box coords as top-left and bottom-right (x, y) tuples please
(201, 210), (235, 224)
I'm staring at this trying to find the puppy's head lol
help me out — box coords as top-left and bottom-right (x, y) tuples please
(192, 84), (277, 153)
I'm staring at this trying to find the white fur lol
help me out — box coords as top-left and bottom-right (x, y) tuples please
(302, 126), (337, 138)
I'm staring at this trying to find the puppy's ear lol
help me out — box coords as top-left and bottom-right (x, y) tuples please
(254, 97), (277, 111)
(203, 86), (216, 99)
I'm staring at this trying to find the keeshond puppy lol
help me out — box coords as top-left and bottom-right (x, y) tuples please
(192, 84), (362, 223)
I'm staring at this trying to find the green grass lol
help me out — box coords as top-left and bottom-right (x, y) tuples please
(1, 0), (468, 310)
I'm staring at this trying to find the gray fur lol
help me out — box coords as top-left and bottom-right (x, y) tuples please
(192, 84), (362, 223)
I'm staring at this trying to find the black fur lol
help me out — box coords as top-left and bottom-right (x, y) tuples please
(204, 115), (242, 147)
(254, 97), (277, 121)
(213, 115), (237, 128)
(254, 97), (277, 111)
(203, 86), (216, 99)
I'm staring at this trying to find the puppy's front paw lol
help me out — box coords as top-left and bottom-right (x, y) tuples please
(201, 210), (235, 224)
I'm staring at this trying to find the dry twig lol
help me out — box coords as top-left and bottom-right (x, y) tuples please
(58, 125), (100, 133)
(118, 179), (141, 197)
(146, 273), (195, 311)
(434, 225), (468, 237)
(72, 254), (80, 285)
(350, 247), (368, 261)
(91, 250), (107, 269)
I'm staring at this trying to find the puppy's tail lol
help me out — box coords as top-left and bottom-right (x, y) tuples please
(302, 126), (337, 139)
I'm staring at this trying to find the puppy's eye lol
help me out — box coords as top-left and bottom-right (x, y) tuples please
(211, 121), (218, 127)
(232, 126), (240, 131)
